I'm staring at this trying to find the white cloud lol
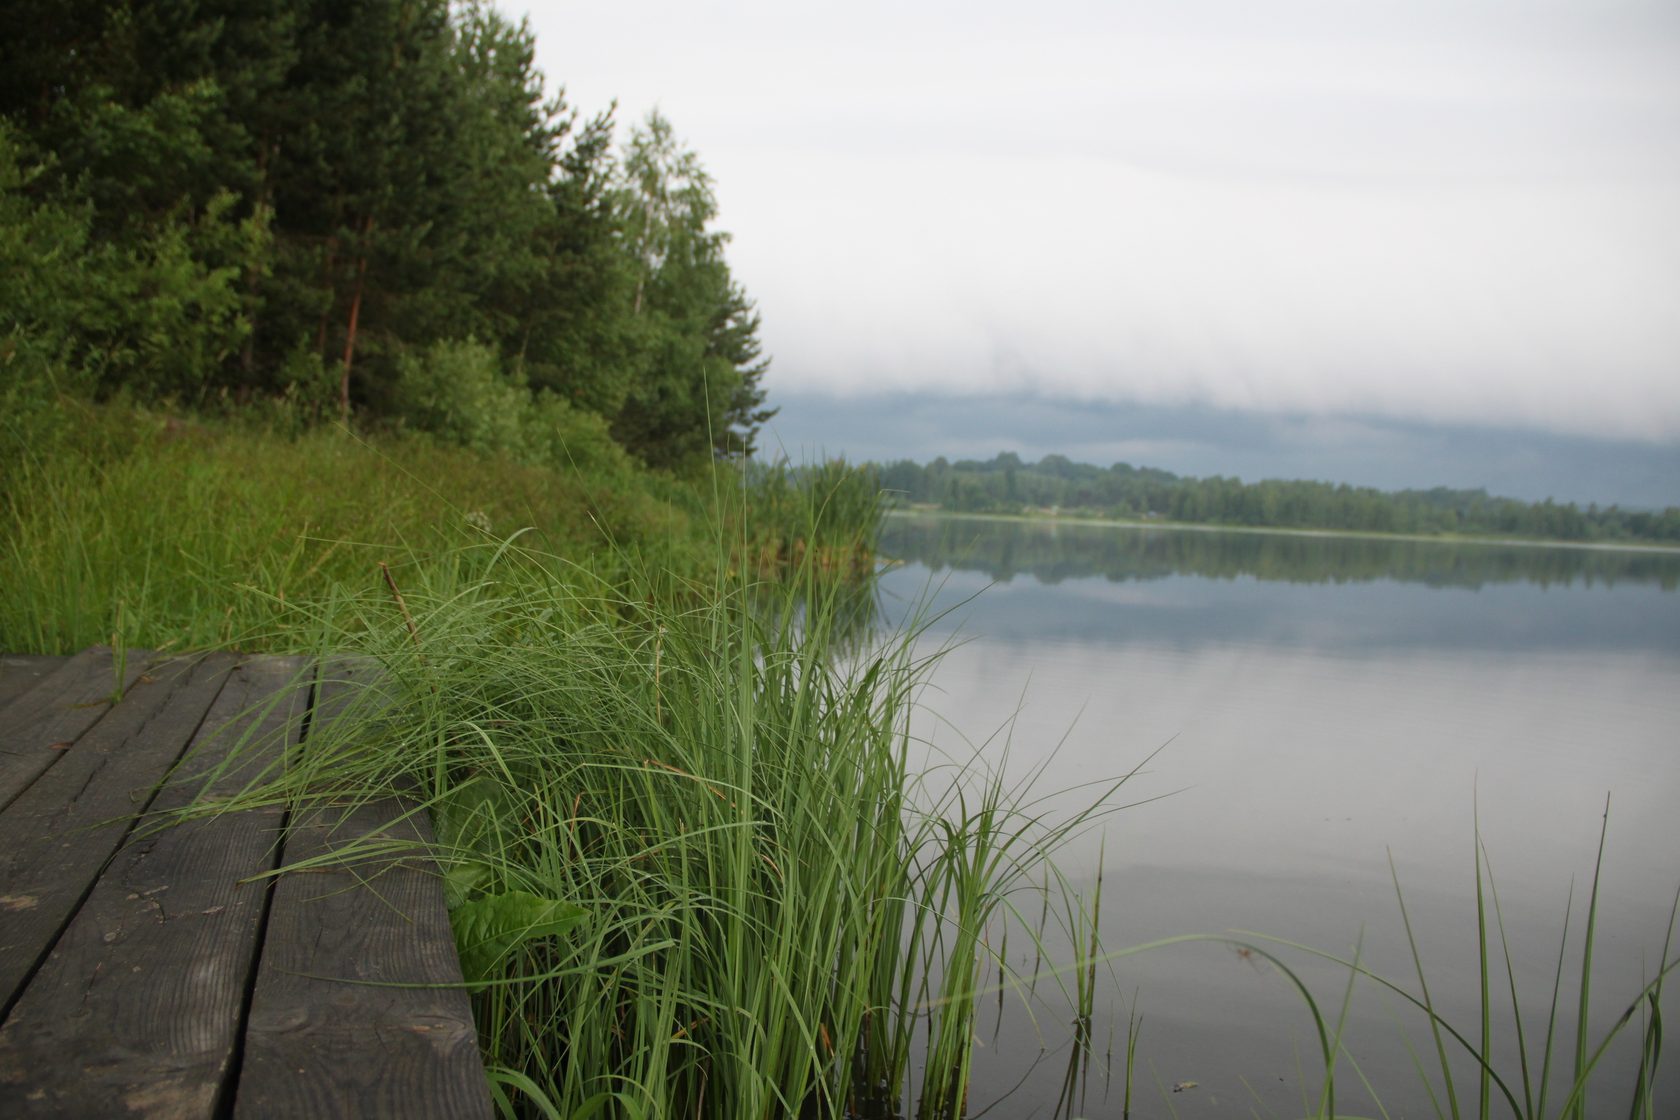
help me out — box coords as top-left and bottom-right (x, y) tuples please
(523, 0), (1680, 442)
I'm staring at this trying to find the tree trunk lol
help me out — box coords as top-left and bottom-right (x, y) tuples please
(337, 254), (367, 425)
(337, 215), (375, 426)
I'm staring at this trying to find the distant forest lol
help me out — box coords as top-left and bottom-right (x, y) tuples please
(876, 452), (1680, 543)
(3, 0), (770, 470)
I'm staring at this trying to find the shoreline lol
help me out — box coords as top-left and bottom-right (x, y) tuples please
(885, 505), (1680, 556)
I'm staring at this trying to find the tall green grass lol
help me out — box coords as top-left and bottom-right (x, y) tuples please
(170, 531), (1125, 1119)
(729, 458), (885, 581)
(0, 399), (879, 655)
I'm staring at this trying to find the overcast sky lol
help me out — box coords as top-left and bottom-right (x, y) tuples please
(525, 0), (1680, 490)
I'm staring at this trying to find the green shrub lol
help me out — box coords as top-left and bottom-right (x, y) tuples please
(391, 338), (530, 457)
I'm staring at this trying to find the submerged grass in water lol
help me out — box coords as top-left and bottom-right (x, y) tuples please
(1188, 801), (1680, 1120)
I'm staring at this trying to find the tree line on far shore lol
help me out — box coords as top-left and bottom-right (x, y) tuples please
(876, 452), (1680, 543)
(2, 0), (770, 471)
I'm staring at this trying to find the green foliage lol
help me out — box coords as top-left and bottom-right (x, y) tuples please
(1, 2), (773, 470)
(0, 123), (93, 410)
(78, 191), (265, 402)
(610, 111), (775, 468)
(0, 120), (267, 406)
(390, 337), (638, 479)
(392, 338), (531, 458)
(450, 890), (588, 988)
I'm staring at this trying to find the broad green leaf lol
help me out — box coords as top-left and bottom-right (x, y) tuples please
(442, 860), (493, 910)
(452, 889), (587, 984)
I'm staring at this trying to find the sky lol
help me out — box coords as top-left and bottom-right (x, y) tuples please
(524, 0), (1680, 505)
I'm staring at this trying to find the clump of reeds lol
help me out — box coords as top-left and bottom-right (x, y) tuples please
(175, 517), (1122, 1119)
(731, 458), (885, 582)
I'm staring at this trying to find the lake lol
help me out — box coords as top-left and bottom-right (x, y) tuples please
(874, 513), (1680, 1119)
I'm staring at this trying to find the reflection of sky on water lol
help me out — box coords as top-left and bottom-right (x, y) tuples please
(899, 629), (1677, 888)
(872, 525), (1680, 1117)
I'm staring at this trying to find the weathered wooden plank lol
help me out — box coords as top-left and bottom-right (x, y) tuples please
(0, 656), (69, 711)
(0, 646), (150, 813)
(0, 652), (235, 1013)
(234, 798), (491, 1119)
(0, 655), (308, 1117)
(235, 665), (491, 1120)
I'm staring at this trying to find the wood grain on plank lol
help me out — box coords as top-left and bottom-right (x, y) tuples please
(0, 653), (235, 1012)
(0, 655), (308, 1117)
(0, 656), (70, 711)
(0, 646), (151, 813)
(235, 667), (491, 1119)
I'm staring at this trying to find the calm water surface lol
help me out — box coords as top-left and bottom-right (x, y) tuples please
(876, 515), (1680, 1119)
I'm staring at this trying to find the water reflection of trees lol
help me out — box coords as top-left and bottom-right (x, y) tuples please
(881, 515), (1680, 592)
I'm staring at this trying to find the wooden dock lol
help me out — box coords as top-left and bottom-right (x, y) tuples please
(0, 649), (492, 1118)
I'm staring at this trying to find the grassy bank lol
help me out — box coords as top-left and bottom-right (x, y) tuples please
(0, 397), (879, 655)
